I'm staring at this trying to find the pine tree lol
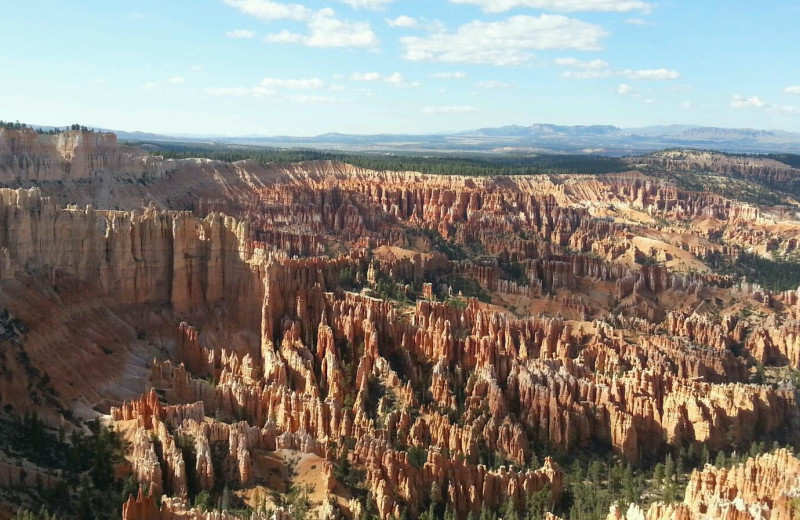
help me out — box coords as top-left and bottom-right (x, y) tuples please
(715, 451), (726, 469)
(503, 497), (519, 520)
(664, 453), (677, 503)
(479, 505), (496, 520)
(121, 476), (138, 503)
(77, 487), (93, 520)
(588, 460), (603, 486)
(529, 452), (540, 470)
(423, 503), (436, 520)
(652, 463), (665, 487)
(749, 441), (764, 458)
(608, 462), (622, 499)
(679, 446), (689, 471)
(622, 464), (636, 504)
(688, 443), (699, 465)
(194, 490), (211, 511)
(664, 453), (675, 483)
(663, 481), (676, 503)
(571, 460), (585, 483)
(525, 485), (553, 520)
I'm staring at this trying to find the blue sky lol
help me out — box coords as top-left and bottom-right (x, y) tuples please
(2, 0), (800, 136)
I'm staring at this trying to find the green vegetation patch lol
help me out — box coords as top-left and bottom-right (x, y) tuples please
(132, 141), (629, 177)
(706, 251), (800, 292)
(2, 414), (130, 520)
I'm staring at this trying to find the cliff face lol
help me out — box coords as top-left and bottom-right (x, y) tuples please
(0, 188), (262, 323)
(631, 149), (800, 192)
(0, 187), (264, 417)
(0, 128), (168, 182)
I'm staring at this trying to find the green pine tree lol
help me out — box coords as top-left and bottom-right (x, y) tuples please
(653, 463), (665, 487)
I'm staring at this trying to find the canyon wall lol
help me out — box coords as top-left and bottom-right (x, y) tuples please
(0, 128), (168, 182)
(0, 187), (263, 327)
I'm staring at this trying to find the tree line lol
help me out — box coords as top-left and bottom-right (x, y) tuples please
(706, 250), (800, 292)
(130, 141), (630, 177)
(0, 121), (94, 134)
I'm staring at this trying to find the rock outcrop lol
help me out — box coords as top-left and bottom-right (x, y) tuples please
(0, 128), (167, 182)
(610, 449), (800, 520)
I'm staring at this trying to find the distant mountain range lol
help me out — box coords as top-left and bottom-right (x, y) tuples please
(64, 123), (800, 155)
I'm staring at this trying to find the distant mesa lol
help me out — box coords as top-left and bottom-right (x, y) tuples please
(69, 122), (800, 154)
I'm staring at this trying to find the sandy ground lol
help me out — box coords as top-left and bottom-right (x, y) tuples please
(237, 449), (337, 516)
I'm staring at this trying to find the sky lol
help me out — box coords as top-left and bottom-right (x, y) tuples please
(2, 0), (800, 136)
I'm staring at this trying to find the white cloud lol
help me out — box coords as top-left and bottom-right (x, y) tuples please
(729, 95), (798, 114)
(142, 82), (157, 92)
(384, 72), (421, 87)
(560, 69), (613, 79)
(338, 0), (394, 9)
(421, 105), (479, 114)
(731, 95), (765, 109)
(767, 104), (800, 114)
(476, 80), (511, 89)
(554, 57), (608, 68)
(401, 15), (607, 66)
(226, 29), (256, 38)
(207, 77), (348, 99)
(555, 58), (681, 81)
(616, 83), (635, 95)
(93, 78), (106, 84)
(351, 72), (419, 87)
(622, 68), (681, 80)
(265, 30), (305, 44)
(624, 17), (653, 25)
(287, 94), (350, 104)
(387, 15), (419, 28)
(432, 72), (468, 79)
(680, 101), (694, 110)
(785, 86), (800, 95)
(449, 0), (652, 13)
(386, 15), (444, 32)
(265, 8), (379, 48)
(615, 84), (657, 104)
(225, 1), (378, 48)
(223, 0), (311, 21)
(205, 86), (275, 98)
(351, 72), (382, 81)
(555, 57), (612, 78)
(261, 77), (325, 89)
(168, 76), (185, 84)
